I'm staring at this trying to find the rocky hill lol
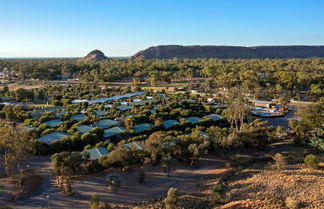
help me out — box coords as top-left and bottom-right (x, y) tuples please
(132, 45), (324, 59)
(81, 49), (108, 61)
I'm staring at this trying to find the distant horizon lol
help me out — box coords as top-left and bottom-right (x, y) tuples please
(1, 0), (324, 57)
(1, 44), (324, 58)
(0, 56), (129, 59)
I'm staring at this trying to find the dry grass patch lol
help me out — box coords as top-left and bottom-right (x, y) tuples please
(225, 164), (324, 208)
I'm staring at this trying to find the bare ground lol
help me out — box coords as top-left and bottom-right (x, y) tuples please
(222, 163), (324, 209)
(0, 155), (227, 209)
(137, 144), (324, 209)
(1, 142), (322, 209)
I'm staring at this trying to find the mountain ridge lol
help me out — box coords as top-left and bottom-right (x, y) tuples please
(132, 45), (324, 59)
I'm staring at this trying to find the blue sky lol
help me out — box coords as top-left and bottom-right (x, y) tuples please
(0, 0), (323, 57)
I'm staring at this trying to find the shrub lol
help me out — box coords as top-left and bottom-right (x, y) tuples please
(272, 153), (286, 169)
(81, 133), (99, 146)
(99, 148), (147, 169)
(39, 112), (55, 123)
(38, 123), (50, 133)
(41, 128), (55, 136)
(106, 174), (121, 192)
(165, 187), (179, 209)
(95, 141), (109, 148)
(213, 184), (223, 194)
(275, 125), (284, 136)
(211, 184), (224, 204)
(285, 197), (299, 209)
(24, 118), (34, 126)
(216, 108), (223, 115)
(90, 127), (104, 138)
(31, 139), (50, 155)
(107, 143), (114, 151)
(304, 154), (319, 169)
(90, 193), (100, 209)
(84, 144), (92, 151)
(309, 136), (324, 151)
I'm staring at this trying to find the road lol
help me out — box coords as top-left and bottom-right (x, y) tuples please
(1, 156), (90, 209)
(1, 155), (227, 208)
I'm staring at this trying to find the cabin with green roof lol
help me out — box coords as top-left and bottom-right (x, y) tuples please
(185, 116), (202, 124)
(104, 126), (127, 139)
(96, 119), (119, 129)
(77, 125), (96, 134)
(205, 114), (222, 121)
(122, 141), (147, 150)
(134, 123), (153, 133)
(163, 119), (179, 129)
(38, 132), (71, 144)
(85, 147), (109, 160)
(94, 110), (108, 117)
(43, 119), (63, 128)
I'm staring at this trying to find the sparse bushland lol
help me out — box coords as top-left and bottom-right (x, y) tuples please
(1, 58), (323, 101)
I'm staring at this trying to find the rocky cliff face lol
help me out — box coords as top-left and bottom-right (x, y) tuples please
(81, 50), (108, 61)
(132, 45), (324, 59)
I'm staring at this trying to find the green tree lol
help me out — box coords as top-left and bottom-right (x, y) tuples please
(131, 78), (141, 92)
(225, 88), (250, 130)
(290, 98), (324, 146)
(149, 71), (159, 86)
(0, 125), (32, 188)
(15, 88), (34, 102)
(51, 151), (89, 195)
(161, 153), (176, 176)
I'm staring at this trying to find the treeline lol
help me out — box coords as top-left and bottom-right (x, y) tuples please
(0, 58), (323, 99)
